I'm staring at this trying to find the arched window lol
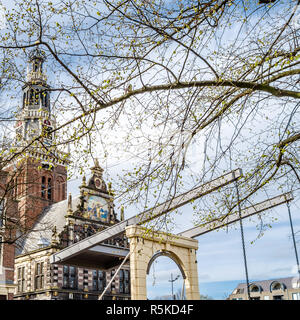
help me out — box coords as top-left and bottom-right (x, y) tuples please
(250, 284), (260, 293)
(56, 180), (60, 201)
(47, 178), (52, 200)
(40, 92), (44, 106)
(29, 89), (34, 105)
(62, 181), (65, 200)
(273, 283), (281, 290)
(33, 61), (39, 72)
(34, 89), (40, 105)
(56, 177), (65, 201)
(270, 282), (285, 292)
(23, 92), (26, 108)
(45, 92), (49, 110)
(41, 176), (46, 198)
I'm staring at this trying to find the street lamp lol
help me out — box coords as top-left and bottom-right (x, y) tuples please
(168, 273), (180, 300)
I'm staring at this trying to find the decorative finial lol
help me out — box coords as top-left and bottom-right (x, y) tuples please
(90, 158), (104, 177)
(120, 206), (124, 221)
(51, 226), (58, 245)
(82, 175), (86, 186)
(108, 182), (114, 196)
(95, 158), (100, 167)
(67, 192), (73, 215)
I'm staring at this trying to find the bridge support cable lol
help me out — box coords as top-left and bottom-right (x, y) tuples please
(287, 202), (300, 282)
(98, 251), (131, 300)
(235, 180), (251, 301)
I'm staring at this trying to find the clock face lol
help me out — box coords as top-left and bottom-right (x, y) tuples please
(94, 177), (101, 189)
(86, 195), (109, 222)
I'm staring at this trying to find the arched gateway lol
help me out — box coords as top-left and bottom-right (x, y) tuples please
(125, 225), (200, 300)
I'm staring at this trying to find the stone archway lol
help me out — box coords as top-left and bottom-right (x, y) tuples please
(125, 225), (200, 300)
(146, 250), (186, 280)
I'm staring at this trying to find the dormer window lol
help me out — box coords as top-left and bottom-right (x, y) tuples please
(250, 285), (261, 293)
(270, 281), (285, 292)
(272, 283), (282, 290)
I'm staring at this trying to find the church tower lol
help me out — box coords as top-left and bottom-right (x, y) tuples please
(8, 48), (69, 230)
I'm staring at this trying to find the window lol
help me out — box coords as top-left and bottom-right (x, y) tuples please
(110, 270), (116, 293)
(0, 201), (4, 228)
(235, 288), (244, 294)
(292, 293), (300, 300)
(23, 92), (26, 108)
(62, 182), (65, 200)
(250, 285), (260, 293)
(63, 266), (77, 289)
(271, 281), (285, 292)
(29, 89), (34, 104)
(57, 181), (61, 201)
(264, 296), (270, 300)
(119, 269), (124, 293)
(119, 269), (130, 294)
(45, 92), (49, 109)
(33, 61), (39, 72)
(273, 295), (283, 300)
(41, 176), (46, 198)
(35, 262), (44, 290)
(92, 270), (106, 292)
(47, 178), (52, 200)
(17, 266), (26, 293)
(0, 236), (3, 267)
(273, 283), (281, 290)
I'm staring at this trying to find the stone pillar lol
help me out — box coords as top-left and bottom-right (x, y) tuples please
(128, 235), (148, 300)
(125, 225), (200, 300)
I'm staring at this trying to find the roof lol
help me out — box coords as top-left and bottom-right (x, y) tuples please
(232, 276), (300, 293)
(18, 195), (81, 255)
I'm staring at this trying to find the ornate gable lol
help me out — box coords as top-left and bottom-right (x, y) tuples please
(87, 158), (107, 193)
(70, 159), (117, 225)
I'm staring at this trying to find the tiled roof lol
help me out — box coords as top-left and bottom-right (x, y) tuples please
(17, 195), (81, 255)
(232, 276), (300, 293)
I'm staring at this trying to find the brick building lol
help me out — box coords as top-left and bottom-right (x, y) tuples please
(0, 170), (18, 300)
(0, 48), (130, 300)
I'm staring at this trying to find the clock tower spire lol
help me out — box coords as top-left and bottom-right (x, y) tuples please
(15, 47), (54, 146)
(9, 47), (69, 230)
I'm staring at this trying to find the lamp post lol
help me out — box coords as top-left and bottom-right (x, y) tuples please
(168, 273), (180, 300)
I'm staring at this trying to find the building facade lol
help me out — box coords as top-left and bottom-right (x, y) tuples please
(14, 164), (130, 300)
(0, 48), (130, 300)
(229, 277), (300, 300)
